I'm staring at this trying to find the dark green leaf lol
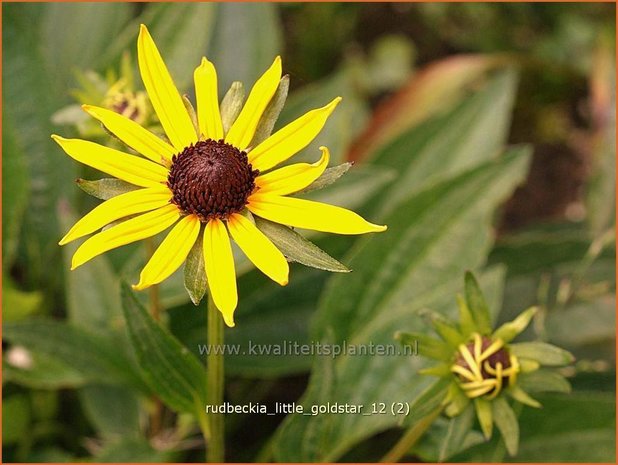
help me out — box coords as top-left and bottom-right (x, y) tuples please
(121, 283), (206, 414)
(299, 162), (353, 194)
(78, 385), (140, 439)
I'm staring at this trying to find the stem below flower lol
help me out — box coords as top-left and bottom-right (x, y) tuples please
(206, 293), (225, 462)
(380, 406), (442, 463)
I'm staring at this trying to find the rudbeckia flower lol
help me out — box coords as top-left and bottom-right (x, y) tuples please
(53, 25), (386, 327)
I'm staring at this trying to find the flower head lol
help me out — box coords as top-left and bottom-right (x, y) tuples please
(396, 271), (574, 456)
(54, 25), (386, 327)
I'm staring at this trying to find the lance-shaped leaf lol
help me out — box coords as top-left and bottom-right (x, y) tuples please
(492, 397), (519, 456)
(250, 76), (289, 148)
(121, 283), (206, 414)
(492, 306), (537, 343)
(299, 162), (352, 194)
(464, 271), (492, 335)
(509, 342), (575, 366)
(184, 227), (208, 305)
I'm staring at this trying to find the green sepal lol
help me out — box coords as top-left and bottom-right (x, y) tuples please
(419, 362), (451, 377)
(507, 385), (541, 408)
(421, 310), (466, 348)
(518, 370), (571, 394)
(220, 81), (245, 134)
(395, 331), (452, 362)
(492, 306), (537, 343)
(250, 75), (289, 148)
(182, 94), (199, 137)
(254, 217), (350, 273)
(474, 397), (493, 439)
(457, 294), (476, 337)
(444, 383), (470, 417)
(509, 341), (575, 366)
(183, 226), (207, 306)
(464, 271), (492, 335)
(492, 397), (519, 456)
(299, 162), (353, 194)
(76, 178), (139, 200)
(519, 358), (540, 372)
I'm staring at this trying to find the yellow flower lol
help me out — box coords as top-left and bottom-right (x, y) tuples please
(53, 25), (386, 327)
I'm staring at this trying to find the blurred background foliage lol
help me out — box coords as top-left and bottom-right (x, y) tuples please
(2, 2), (615, 463)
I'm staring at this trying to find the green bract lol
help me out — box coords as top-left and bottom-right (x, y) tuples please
(397, 271), (575, 456)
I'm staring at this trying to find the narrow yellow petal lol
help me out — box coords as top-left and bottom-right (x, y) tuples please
(133, 214), (200, 289)
(249, 97), (341, 172)
(203, 219), (237, 327)
(255, 147), (330, 196)
(227, 213), (289, 285)
(60, 186), (172, 245)
(82, 105), (176, 163)
(247, 194), (387, 235)
(52, 135), (168, 187)
(137, 24), (197, 151)
(71, 204), (180, 270)
(194, 57), (223, 140)
(225, 56), (282, 149)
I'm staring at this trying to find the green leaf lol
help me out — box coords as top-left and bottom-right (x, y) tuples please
(507, 385), (541, 408)
(492, 397), (519, 456)
(273, 148), (531, 461)
(2, 277), (42, 322)
(518, 370), (571, 394)
(2, 117), (30, 270)
(3, 394), (30, 444)
(78, 385), (141, 439)
(184, 229), (207, 305)
(250, 76), (290, 148)
(464, 271), (492, 334)
(41, 3), (132, 87)
(3, 320), (146, 390)
(94, 437), (170, 462)
(369, 70), (519, 217)
(474, 397), (493, 439)
(493, 307), (537, 343)
(207, 3), (282, 92)
(121, 283), (206, 414)
(4, 4), (76, 279)
(254, 217), (350, 273)
(76, 178), (140, 200)
(509, 342), (574, 366)
(423, 311), (466, 348)
(4, 348), (86, 389)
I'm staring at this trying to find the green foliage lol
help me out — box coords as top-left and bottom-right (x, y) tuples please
(2, 2), (614, 462)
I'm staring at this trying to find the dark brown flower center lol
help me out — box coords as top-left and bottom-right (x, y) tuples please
(455, 336), (512, 382)
(167, 139), (258, 221)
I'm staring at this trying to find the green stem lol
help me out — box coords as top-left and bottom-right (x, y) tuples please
(379, 406), (442, 463)
(206, 293), (225, 462)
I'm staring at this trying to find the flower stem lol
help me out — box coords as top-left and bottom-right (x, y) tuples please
(145, 237), (163, 437)
(206, 293), (225, 462)
(379, 406), (442, 463)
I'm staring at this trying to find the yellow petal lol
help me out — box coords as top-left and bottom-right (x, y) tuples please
(225, 56), (281, 149)
(82, 105), (176, 163)
(203, 219), (237, 327)
(71, 204), (180, 270)
(137, 24), (197, 151)
(194, 57), (223, 140)
(52, 135), (168, 187)
(255, 146), (330, 196)
(227, 213), (289, 285)
(133, 214), (200, 289)
(60, 186), (172, 245)
(249, 97), (341, 172)
(247, 194), (387, 235)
